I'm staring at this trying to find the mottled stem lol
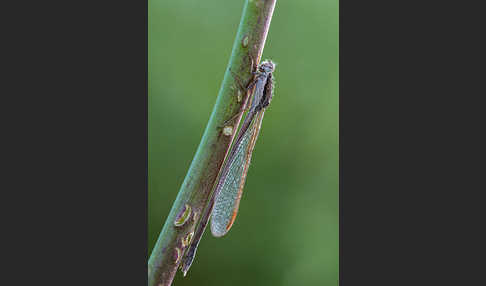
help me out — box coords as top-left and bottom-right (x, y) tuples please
(148, 0), (276, 285)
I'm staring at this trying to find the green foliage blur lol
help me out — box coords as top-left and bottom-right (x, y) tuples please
(149, 0), (338, 285)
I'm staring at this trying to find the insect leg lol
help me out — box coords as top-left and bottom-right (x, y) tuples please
(229, 68), (248, 92)
(249, 54), (258, 75)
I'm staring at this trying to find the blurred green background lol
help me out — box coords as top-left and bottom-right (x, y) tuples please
(149, 0), (338, 285)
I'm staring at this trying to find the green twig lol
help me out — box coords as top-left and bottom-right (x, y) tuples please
(148, 1), (276, 285)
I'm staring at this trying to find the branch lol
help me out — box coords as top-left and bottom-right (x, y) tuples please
(148, 1), (277, 285)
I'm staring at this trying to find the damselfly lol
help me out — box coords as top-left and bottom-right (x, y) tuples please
(181, 59), (276, 275)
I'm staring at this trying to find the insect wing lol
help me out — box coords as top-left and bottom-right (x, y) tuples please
(210, 110), (265, 237)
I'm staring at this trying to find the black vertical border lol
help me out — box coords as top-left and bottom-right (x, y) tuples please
(340, 0), (417, 283)
(340, 0), (484, 285)
(3, 0), (148, 284)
